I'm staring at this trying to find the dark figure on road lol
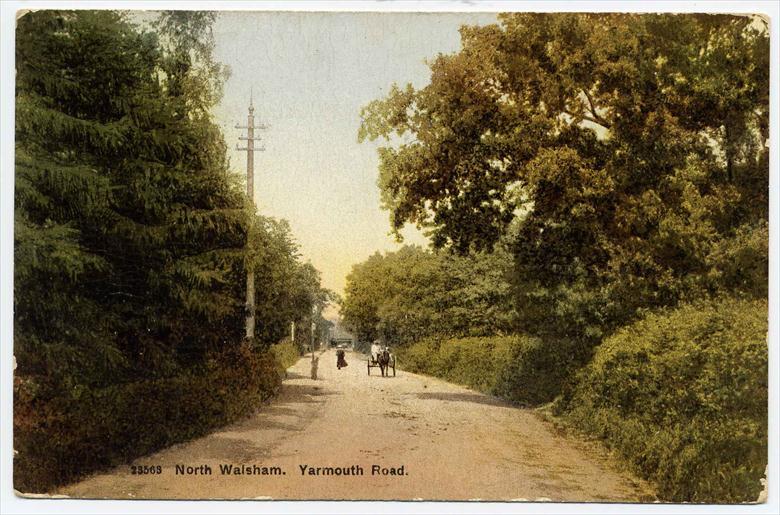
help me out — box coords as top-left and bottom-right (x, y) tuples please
(336, 349), (348, 369)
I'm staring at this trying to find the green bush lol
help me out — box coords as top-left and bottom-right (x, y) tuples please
(14, 345), (281, 493)
(271, 339), (301, 371)
(396, 334), (585, 405)
(496, 336), (593, 405)
(561, 296), (768, 502)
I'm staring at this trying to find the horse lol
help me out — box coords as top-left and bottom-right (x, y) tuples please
(376, 349), (391, 377)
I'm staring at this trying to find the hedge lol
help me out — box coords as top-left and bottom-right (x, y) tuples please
(270, 338), (301, 371)
(560, 296), (768, 502)
(14, 344), (282, 493)
(396, 334), (587, 405)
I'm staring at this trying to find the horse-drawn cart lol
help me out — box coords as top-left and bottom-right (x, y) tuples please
(367, 349), (396, 377)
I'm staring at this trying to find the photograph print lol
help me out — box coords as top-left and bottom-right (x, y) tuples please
(8, 4), (772, 505)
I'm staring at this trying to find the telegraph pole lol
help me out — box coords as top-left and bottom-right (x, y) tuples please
(310, 305), (318, 379)
(236, 90), (267, 341)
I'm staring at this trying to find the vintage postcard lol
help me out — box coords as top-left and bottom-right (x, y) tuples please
(2, 0), (777, 512)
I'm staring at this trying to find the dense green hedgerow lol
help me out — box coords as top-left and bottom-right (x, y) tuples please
(13, 345), (281, 493)
(271, 339), (302, 371)
(396, 334), (587, 405)
(396, 336), (519, 394)
(559, 297), (768, 502)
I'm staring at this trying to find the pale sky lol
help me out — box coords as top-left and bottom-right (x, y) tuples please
(209, 12), (498, 297)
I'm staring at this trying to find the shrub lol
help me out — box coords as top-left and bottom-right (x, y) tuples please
(270, 338), (301, 371)
(14, 345), (281, 493)
(396, 334), (585, 405)
(495, 336), (591, 405)
(561, 296), (768, 502)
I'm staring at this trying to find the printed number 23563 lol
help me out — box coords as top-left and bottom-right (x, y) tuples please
(131, 465), (162, 475)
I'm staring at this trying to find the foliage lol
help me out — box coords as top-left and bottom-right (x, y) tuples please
(360, 13), (769, 341)
(154, 10), (230, 113)
(559, 297), (768, 502)
(397, 334), (579, 405)
(270, 338), (301, 371)
(14, 345), (281, 492)
(14, 10), (329, 388)
(353, 15), (769, 503)
(15, 9), (241, 386)
(246, 216), (334, 346)
(398, 337), (515, 394)
(705, 221), (768, 297)
(13, 10), (331, 491)
(341, 245), (515, 344)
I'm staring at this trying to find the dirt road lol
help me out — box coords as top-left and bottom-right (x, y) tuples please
(59, 349), (652, 501)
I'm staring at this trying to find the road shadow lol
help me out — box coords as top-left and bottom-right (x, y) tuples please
(276, 383), (340, 403)
(414, 391), (509, 407)
(224, 407), (311, 433)
(284, 371), (308, 380)
(218, 383), (341, 439)
(255, 405), (300, 417)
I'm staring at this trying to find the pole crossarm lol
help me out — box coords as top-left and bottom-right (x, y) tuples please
(238, 135), (265, 140)
(236, 145), (266, 151)
(235, 123), (269, 130)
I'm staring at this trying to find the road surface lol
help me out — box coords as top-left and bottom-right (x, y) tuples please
(58, 349), (653, 501)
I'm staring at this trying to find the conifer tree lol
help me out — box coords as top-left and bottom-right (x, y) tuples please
(16, 10), (331, 393)
(15, 11), (241, 386)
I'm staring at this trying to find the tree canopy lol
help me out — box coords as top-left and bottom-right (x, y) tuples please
(341, 245), (515, 344)
(359, 13), (768, 339)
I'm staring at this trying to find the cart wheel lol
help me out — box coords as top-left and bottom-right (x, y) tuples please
(392, 358), (396, 377)
(367, 360), (371, 375)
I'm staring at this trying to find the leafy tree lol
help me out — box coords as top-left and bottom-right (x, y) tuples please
(360, 14), (769, 340)
(247, 215), (334, 348)
(341, 245), (515, 344)
(341, 252), (386, 342)
(154, 11), (229, 113)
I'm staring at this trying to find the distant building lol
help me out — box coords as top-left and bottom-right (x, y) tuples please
(328, 319), (355, 347)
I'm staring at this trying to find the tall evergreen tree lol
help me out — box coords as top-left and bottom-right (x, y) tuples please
(16, 11), (332, 393)
(15, 11), (244, 388)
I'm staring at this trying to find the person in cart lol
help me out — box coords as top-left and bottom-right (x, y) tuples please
(370, 340), (381, 362)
